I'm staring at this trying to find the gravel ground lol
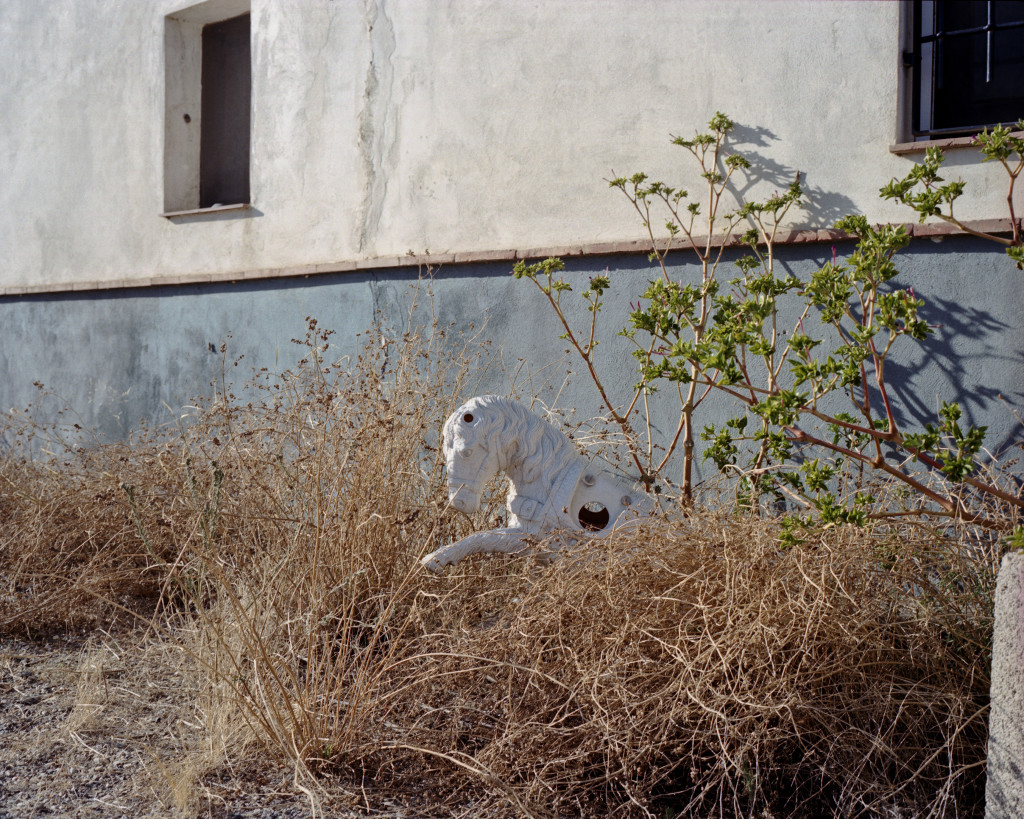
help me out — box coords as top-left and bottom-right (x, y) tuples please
(0, 633), (417, 819)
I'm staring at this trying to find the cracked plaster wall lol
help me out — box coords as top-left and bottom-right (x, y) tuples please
(1, 2), (1021, 472)
(2, 0), (1021, 290)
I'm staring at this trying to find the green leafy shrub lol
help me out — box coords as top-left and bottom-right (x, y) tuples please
(515, 114), (1024, 530)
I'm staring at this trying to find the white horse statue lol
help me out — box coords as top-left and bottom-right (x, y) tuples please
(421, 395), (654, 571)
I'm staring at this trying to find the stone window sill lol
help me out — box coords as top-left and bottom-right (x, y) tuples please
(890, 131), (1024, 155)
(161, 203), (251, 219)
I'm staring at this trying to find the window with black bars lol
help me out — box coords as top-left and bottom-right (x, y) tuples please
(908, 0), (1024, 139)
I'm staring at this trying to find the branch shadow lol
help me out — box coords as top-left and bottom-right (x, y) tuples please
(878, 293), (1022, 455)
(728, 122), (858, 228)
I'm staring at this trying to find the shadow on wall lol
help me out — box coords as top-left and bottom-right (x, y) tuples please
(881, 293), (1021, 456)
(729, 122), (859, 228)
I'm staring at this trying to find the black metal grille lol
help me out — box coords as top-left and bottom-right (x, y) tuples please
(909, 0), (1024, 139)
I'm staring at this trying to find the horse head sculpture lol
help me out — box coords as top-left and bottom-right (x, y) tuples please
(422, 395), (654, 571)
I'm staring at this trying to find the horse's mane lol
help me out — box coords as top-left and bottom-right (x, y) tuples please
(451, 396), (580, 485)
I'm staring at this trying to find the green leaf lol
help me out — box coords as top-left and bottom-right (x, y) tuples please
(1005, 527), (1024, 553)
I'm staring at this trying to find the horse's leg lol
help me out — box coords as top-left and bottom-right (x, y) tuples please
(421, 528), (531, 572)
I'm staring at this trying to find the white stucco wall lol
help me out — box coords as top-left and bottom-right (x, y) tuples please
(0, 0), (1019, 290)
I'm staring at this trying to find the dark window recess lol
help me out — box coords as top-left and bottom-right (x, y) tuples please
(200, 13), (251, 207)
(909, 0), (1024, 138)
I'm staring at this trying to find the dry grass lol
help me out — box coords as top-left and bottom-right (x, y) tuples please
(0, 306), (1011, 817)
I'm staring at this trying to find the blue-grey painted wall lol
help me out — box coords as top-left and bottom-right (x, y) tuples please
(1, 236), (1021, 487)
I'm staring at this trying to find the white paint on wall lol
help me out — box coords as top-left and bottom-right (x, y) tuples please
(0, 0), (1019, 289)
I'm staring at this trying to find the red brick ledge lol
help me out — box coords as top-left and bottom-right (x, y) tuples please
(1, 218), (1019, 297)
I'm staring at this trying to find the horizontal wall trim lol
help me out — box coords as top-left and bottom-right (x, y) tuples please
(1, 218), (1019, 297)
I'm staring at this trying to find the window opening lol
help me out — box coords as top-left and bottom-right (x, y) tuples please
(200, 14), (250, 208)
(163, 0), (251, 216)
(909, 0), (1024, 139)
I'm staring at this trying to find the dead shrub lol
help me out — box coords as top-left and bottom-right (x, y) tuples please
(0, 303), (1005, 817)
(398, 516), (997, 817)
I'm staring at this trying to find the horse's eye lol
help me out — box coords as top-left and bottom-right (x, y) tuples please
(463, 413), (474, 423)
(460, 448), (474, 458)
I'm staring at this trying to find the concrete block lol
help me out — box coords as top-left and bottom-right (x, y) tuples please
(986, 551), (1024, 819)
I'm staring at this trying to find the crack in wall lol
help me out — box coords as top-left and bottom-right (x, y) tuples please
(367, 273), (395, 375)
(356, 0), (397, 255)
(303, 2), (339, 201)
